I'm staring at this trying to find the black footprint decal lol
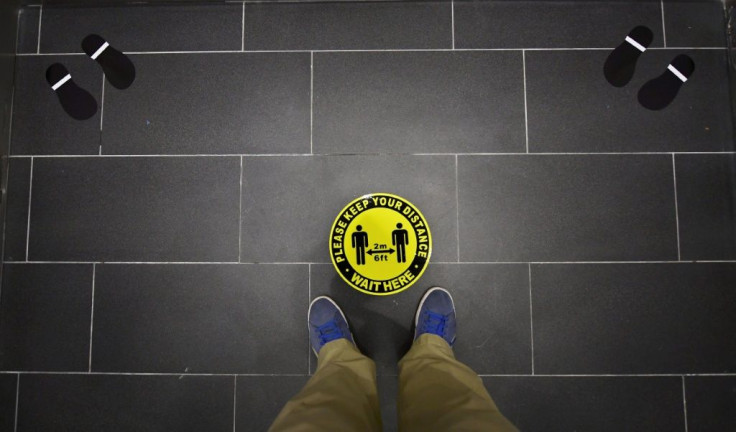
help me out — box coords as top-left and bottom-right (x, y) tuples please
(604, 26), (654, 87)
(638, 54), (694, 111)
(82, 34), (136, 90)
(46, 63), (97, 120)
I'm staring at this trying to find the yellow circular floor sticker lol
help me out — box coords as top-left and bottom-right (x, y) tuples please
(329, 193), (432, 296)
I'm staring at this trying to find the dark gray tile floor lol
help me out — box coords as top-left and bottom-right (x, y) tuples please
(15, 6), (38, 54)
(676, 154), (736, 260)
(2, 159), (30, 261)
(0, 264), (93, 372)
(92, 264), (307, 374)
(27, 157), (241, 262)
(16, 374), (234, 431)
(243, 2), (452, 51)
(0, 374), (17, 432)
(103, 53), (310, 155)
(313, 51), (525, 154)
(3, 1), (735, 431)
(11, 55), (102, 155)
(455, 0), (666, 49)
(484, 376), (686, 432)
(685, 376), (736, 432)
(39, 4), (242, 53)
(458, 154), (679, 261)
(532, 263), (736, 374)
(663, 1), (727, 48)
(525, 49), (732, 152)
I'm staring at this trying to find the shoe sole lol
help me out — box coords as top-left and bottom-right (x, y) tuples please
(638, 54), (694, 110)
(603, 26), (653, 87)
(82, 34), (136, 90)
(46, 63), (98, 120)
(413, 286), (456, 344)
(308, 296), (356, 356)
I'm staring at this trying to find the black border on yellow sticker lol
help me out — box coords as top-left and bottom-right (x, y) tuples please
(329, 193), (432, 296)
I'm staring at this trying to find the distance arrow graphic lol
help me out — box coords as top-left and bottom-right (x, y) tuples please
(367, 248), (395, 256)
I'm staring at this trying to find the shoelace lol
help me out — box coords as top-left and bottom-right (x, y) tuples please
(421, 311), (447, 335)
(317, 320), (343, 345)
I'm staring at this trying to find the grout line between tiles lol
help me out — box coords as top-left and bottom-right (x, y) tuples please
(2, 371), (314, 376)
(522, 50), (529, 153)
(24, 158), (33, 261)
(682, 376), (689, 432)
(13, 374), (19, 432)
(1, 370), (734, 377)
(0, 85), (17, 268)
(14, 8), (21, 55)
(99, 74), (105, 155)
(14, 47), (727, 56)
(455, 155), (460, 261)
(100, 74), (105, 133)
(232, 376), (238, 432)
(451, 0), (455, 50)
(6, 77), (14, 155)
(36, 5), (42, 54)
(308, 263), (311, 375)
(310, 51), (314, 155)
(528, 263), (535, 375)
(11, 154), (316, 158)
(0, 164), (9, 282)
(478, 373), (736, 377)
(11, 151), (736, 159)
(238, 157), (243, 263)
(448, 260), (736, 264)
(241, 2), (245, 52)
(672, 154), (682, 261)
(661, 0), (668, 48)
(6, 260), (736, 265)
(9, 261), (315, 265)
(88, 264), (96, 372)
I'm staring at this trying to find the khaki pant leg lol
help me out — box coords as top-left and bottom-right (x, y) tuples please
(269, 339), (382, 432)
(397, 334), (518, 432)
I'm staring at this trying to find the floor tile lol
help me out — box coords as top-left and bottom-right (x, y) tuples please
(235, 376), (309, 432)
(664, 1), (726, 47)
(92, 264), (308, 373)
(16, 6), (39, 54)
(241, 155), (457, 263)
(16, 374), (233, 432)
(2, 159), (30, 261)
(40, 4), (241, 53)
(484, 376), (685, 432)
(0, 264), (93, 371)
(243, 2), (451, 50)
(11, 56), (102, 155)
(458, 155), (678, 262)
(676, 154), (736, 260)
(102, 53), (310, 155)
(685, 376), (736, 432)
(525, 50), (732, 152)
(377, 375), (398, 432)
(532, 263), (736, 374)
(28, 157), (240, 262)
(313, 51), (525, 154)
(309, 263), (531, 376)
(0, 374), (17, 432)
(454, 0), (664, 49)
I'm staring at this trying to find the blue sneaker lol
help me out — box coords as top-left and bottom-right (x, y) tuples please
(413, 287), (457, 346)
(308, 296), (355, 356)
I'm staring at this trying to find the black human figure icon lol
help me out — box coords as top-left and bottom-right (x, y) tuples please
(392, 223), (409, 263)
(352, 225), (369, 265)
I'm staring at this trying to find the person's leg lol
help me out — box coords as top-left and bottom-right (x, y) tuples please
(397, 288), (518, 432)
(269, 297), (382, 432)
